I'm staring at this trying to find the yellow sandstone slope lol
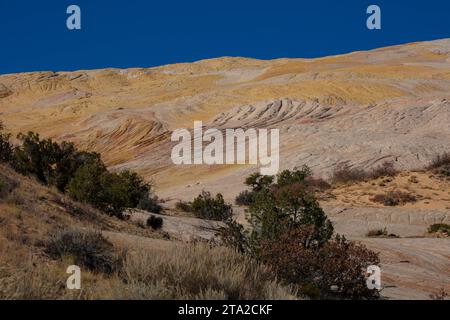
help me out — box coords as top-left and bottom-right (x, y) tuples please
(1, 39), (450, 201)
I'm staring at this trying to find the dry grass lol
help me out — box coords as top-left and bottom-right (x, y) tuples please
(331, 161), (398, 186)
(0, 164), (295, 300)
(371, 191), (417, 206)
(0, 238), (295, 300)
(427, 153), (450, 170)
(323, 171), (450, 209)
(116, 243), (296, 300)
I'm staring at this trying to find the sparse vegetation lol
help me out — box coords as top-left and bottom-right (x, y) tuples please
(191, 191), (233, 221)
(428, 223), (450, 236)
(0, 125), (160, 219)
(370, 161), (398, 179)
(331, 161), (398, 185)
(146, 215), (163, 230)
(2, 231), (294, 300)
(261, 229), (380, 299)
(428, 152), (450, 170)
(235, 190), (254, 206)
(224, 168), (380, 299)
(306, 177), (332, 191)
(3, 119), (446, 300)
(428, 153), (450, 177)
(119, 243), (296, 300)
(0, 171), (19, 200)
(45, 229), (124, 274)
(67, 163), (154, 218)
(175, 200), (193, 212)
(246, 167), (334, 249)
(0, 122), (13, 163)
(367, 228), (388, 237)
(331, 163), (369, 184)
(137, 195), (162, 214)
(371, 191), (416, 206)
(366, 228), (398, 238)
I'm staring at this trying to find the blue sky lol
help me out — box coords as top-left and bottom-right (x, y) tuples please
(1, 0), (450, 74)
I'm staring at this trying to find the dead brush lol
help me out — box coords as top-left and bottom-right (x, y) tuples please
(371, 191), (417, 206)
(118, 242), (296, 300)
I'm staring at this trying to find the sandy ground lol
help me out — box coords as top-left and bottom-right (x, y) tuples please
(325, 171), (450, 210)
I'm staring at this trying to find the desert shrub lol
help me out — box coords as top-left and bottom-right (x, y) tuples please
(428, 153), (450, 169)
(306, 177), (331, 191)
(276, 166), (312, 187)
(367, 228), (388, 237)
(371, 193), (398, 206)
(0, 171), (19, 200)
(244, 172), (274, 192)
(146, 215), (163, 230)
(51, 142), (103, 192)
(249, 181), (334, 248)
(12, 132), (62, 185)
(235, 190), (254, 206)
(191, 191), (233, 221)
(10, 131), (104, 191)
(260, 228), (380, 299)
(67, 163), (155, 218)
(138, 195), (162, 214)
(226, 168), (334, 252)
(314, 235), (380, 299)
(175, 200), (192, 212)
(45, 229), (122, 274)
(435, 164), (450, 177)
(115, 171), (151, 208)
(371, 191), (416, 206)
(6, 130), (157, 218)
(220, 169), (380, 300)
(370, 161), (397, 179)
(67, 162), (109, 210)
(0, 179), (7, 200)
(0, 179), (8, 200)
(218, 219), (250, 254)
(119, 243), (296, 300)
(427, 153), (450, 177)
(428, 223), (450, 236)
(331, 163), (368, 184)
(0, 122), (12, 163)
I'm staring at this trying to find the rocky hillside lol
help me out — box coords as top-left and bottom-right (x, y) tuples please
(1, 39), (450, 201)
(0, 164), (293, 299)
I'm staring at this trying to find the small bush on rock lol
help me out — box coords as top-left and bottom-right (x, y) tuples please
(147, 215), (164, 230)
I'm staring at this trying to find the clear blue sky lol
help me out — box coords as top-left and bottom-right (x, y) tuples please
(1, 0), (449, 74)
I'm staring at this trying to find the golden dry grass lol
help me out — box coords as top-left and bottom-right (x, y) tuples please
(0, 164), (295, 300)
(322, 171), (450, 209)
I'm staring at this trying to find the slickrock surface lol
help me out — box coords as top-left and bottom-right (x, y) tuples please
(1, 39), (450, 199)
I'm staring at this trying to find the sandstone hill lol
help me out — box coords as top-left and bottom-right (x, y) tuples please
(1, 39), (450, 201)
